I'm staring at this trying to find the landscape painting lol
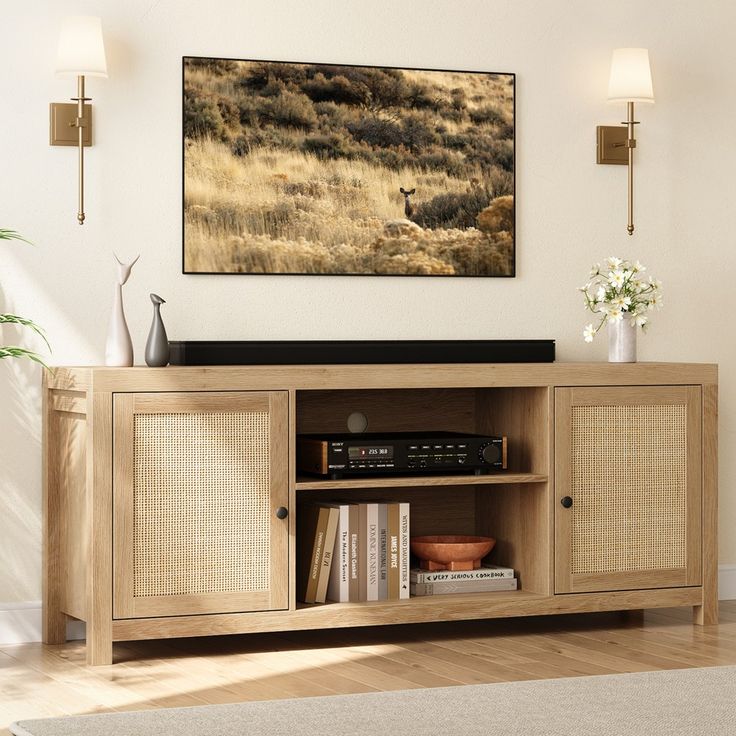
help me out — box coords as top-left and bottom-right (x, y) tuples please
(183, 57), (515, 276)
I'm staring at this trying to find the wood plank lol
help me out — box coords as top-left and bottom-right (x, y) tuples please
(42, 372), (66, 645)
(685, 386), (703, 586)
(554, 388), (574, 594)
(288, 390), (297, 611)
(49, 390), (87, 416)
(59, 414), (88, 621)
(112, 394), (135, 619)
(86, 391), (113, 665)
(295, 472), (548, 490)
(268, 391), (290, 612)
(131, 391), (271, 414)
(49, 363), (718, 393)
(695, 382), (719, 624)
(45, 367), (92, 391)
(112, 588), (702, 641)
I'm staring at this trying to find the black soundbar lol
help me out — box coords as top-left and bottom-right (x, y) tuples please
(168, 340), (555, 365)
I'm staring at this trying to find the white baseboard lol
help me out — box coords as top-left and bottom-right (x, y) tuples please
(3, 568), (735, 644)
(719, 565), (736, 601)
(0, 602), (85, 645)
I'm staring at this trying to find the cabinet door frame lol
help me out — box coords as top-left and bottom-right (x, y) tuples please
(113, 391), (289, 619)
(555, 385), (702, 594)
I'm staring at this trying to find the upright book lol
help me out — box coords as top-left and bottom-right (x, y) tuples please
(347, 503), (360, 602)
(326, 504), (351, 603)
(377, 504), (389, 600)
(297, 505), (330, 604)
(399, 502), (410, 600)
(387, 503), (400, 600)
(297, 504), (339, 604)
(315, 506), (339, 603)
(386, 502), (411, 599)
(361, 503), (379, 602)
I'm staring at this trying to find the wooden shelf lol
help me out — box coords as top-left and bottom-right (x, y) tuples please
(294, 472), (548, 491)
(113, 587), (704, 642)
(296, 588), (543, 613)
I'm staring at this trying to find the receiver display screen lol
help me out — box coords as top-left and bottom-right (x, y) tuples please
(348, 445), (394, 459)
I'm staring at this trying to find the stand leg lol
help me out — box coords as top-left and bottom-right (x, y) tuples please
(86, 620), (113, 665)
(43, 386), (67, 645)
(86, 391), (114, 665)
(693, 599), (719, 626)
(696, 384), (719, 627)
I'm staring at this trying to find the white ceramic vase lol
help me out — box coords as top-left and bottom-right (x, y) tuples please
(105, 253), (139, 367)
(608, 316), (637, 362)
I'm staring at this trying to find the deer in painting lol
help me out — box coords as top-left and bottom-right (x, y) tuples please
(399, 187), (416, 219)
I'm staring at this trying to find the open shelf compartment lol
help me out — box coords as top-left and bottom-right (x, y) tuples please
(294, 385), (551, 478)
(293, 385), (553, 605)
(296, 480), (552, 602)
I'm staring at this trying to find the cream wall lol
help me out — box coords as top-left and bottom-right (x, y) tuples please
(1, 0), (735, 608)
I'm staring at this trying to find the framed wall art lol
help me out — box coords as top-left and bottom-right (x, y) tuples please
(183, 57), (515, 277)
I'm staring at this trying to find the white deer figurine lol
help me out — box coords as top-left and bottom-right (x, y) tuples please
(105, 253), (140, 366)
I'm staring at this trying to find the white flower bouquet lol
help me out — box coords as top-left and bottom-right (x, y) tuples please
(580, 257), (662, 343)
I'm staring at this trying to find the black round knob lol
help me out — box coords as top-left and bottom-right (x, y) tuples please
(560, 496), (573, 509)
(276, 506), (288, 519)
(480, 443), (502, 464)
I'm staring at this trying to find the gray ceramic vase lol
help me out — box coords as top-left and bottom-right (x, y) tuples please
(145, 293), (170, 367)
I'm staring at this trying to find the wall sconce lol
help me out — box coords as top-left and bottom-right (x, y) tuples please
(50, 16), (108, 225)
(596, 48), (654, 235)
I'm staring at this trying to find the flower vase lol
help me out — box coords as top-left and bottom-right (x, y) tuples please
(608, 317), (637, 362)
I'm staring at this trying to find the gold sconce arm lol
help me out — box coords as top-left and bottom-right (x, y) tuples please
(73, 75), (90, 225)
(596, 101), (639, 236)
(625, 101), (636, 236)
(49, 76), (93, 225)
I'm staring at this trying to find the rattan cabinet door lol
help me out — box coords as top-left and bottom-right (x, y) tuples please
(113, 392), (289, 618)
(555, 386), (702, 594)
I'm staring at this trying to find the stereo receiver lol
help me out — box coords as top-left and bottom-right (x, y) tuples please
(297, 432), (507, 478)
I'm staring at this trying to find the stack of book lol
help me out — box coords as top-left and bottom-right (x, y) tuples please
(298, 502), (410, 604)
(409, 564), (517, 596)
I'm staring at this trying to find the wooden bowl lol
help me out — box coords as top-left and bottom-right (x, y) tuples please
(410, 535), (496, 571)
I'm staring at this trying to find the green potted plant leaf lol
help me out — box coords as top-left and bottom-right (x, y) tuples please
(1, 229), (50, 366)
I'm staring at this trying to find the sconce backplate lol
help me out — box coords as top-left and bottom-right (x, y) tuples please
(50, 103), (92, 147)
(596, 125), (628, 165)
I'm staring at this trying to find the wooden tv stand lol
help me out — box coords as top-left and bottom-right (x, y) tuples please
(43, 362), (718, 665)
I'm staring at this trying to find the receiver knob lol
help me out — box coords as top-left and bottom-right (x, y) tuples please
(480, 443), (502, 465)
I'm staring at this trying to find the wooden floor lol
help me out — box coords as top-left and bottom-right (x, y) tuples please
(2, 603), (736, 734)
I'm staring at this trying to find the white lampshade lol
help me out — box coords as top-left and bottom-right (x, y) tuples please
(607, 48), (653, 103)
(55, 16), (108, 78)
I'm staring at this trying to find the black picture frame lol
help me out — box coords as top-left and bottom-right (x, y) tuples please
(183, 56), (516, 277)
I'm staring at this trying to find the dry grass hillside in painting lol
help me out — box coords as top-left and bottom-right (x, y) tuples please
(184, 58), (514, 276)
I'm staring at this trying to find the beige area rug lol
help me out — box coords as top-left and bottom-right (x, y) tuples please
(11, 666), (736, 735)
